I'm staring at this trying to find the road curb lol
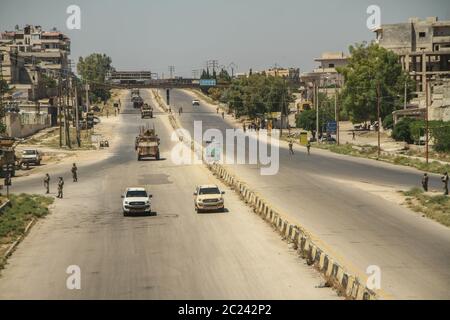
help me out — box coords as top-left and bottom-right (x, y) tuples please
(156, 89), (377, 300)
(207, 162), (377, 300)
(0, 199), (11, 215)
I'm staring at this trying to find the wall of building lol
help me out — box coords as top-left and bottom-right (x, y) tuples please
(4, 112), (51, 138)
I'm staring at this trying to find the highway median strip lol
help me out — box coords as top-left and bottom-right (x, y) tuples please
(153, 89), (377, 300)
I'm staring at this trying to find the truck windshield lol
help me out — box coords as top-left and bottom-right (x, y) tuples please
(199, 187), (220, 195)
(126, 190), (148, 198)
(23, 150), (36, 155)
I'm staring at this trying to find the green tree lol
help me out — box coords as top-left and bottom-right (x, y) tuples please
(296, 109), (316, 131)
(338, 42), (414, 123)
(392, 118), (414, 144)
(77, 53), (113, 103)
(222, 74), (292, 119)
(217, 68), (231, 84)
(430, 121), (450, 152)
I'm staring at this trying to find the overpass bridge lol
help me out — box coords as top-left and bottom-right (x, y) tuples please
(108, 78), (204, 89)
(106, 70), (228, 89)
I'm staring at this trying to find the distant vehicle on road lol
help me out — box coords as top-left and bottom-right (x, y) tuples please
(20, 149), (42, 166)
(135, 127), (160, 160)
(141, 103), (154, 119)
(0, 137), (18, 177)
(193, 185), (225, 213)
(192, 99), (200, 106)
(122, 187), (152, 216)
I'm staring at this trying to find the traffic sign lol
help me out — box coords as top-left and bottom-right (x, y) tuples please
(199, 79), (216, 87)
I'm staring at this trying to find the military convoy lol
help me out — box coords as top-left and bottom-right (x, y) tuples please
(131, 89), (144, 109)
(141, 103), (154, 119)
(0, 137), (19, 177)
(135, 127), (160, 161)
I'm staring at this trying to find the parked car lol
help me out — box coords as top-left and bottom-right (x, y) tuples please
(20, 149), (42, 166)
(192, 100), (200, 106)
(193, 185), (225, 213)
(414, 136), (426, 145)
(121, 187), (152, 216)
(320, 136), (337, 143)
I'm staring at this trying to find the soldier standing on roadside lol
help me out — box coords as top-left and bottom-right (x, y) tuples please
(57, 177), (64, 199)
(288, 140), (294, 155)
(44, 173), (50, 194)
(442, 172), (449, 195)
(71, 163), (78, 182)
(421, 173), (429, 192)
(306, 142), (311, 155)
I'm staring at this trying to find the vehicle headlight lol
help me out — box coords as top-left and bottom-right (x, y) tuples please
(124, 201), (129, 205)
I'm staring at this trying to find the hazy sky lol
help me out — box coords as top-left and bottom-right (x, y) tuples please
(1, 0), (449, 77)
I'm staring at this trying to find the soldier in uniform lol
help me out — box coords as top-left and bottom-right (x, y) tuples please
(288, 140), (294, 155)
(57, 177), (64, 199)
(442, 172), (449, 195)
(71, 163), (78, 182)
(306, 142), (311, 155)
(44, 173), (50, 194)
(421, 173), (429, 192)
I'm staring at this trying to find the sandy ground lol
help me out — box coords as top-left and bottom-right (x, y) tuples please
(13, 90), (128, 178)
(0, 91), (338, 300)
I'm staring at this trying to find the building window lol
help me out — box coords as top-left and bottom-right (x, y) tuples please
(419, 32), (426, 38)
(328, 63), (335, 68)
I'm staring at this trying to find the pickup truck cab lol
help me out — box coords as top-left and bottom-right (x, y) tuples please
(122, 187), (152, 216)
(193, 185), (225, 213)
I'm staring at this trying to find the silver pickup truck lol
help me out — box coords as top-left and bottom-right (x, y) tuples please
(20, 149), (42, 166)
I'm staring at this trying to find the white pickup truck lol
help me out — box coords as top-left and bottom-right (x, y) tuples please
(122, 187), (152, 216)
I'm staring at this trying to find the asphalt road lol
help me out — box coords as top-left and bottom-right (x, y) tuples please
(0, 91), (337, 300)
(167, 88), (450, 299)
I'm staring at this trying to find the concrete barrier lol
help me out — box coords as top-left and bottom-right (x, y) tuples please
(185, 156), (377, 299)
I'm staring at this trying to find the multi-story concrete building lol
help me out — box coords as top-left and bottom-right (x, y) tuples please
(300, 52), (348, 101)
(0, 25), (70, 72)
(264, 67), (300, 82)
(0, 25), (70, 101)
(375, 17), (450, 121)
(374, 17), (450, 92)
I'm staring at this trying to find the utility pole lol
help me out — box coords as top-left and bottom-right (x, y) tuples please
(425, 78), (429, 165)
(315, 81), (320, 142)
(377, 82), (381, 159)
(85, 83), (90, 111)
(404, 79), (408, 110)
(65, 72), (71, 149)
(168, 66), (175, 79)
(58, 73), (63, 148)
(335, 78), (340, 145)
(280, 79), (286, 136)
(74, 79), (81, 147)
(0, 53), (4, 129)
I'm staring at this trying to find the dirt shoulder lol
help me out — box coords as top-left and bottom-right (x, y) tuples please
(13, 89), (127, 178)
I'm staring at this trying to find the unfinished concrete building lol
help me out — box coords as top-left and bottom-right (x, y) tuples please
(375, 17), (450, 121)
(374, 17), (450, 92)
